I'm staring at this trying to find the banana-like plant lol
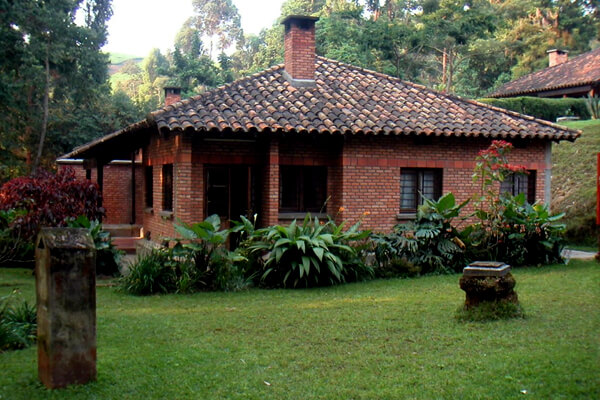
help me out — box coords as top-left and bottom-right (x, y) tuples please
(248, 215), (369, 288)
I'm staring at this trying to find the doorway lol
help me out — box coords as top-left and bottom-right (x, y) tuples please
(205, 166), (255, 223)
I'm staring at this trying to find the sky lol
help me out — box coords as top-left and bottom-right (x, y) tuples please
(103, 0), (286, 57)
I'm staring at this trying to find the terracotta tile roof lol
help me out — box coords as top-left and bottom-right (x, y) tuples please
(490, 47), (600, 98)
(150, 57), (578, 141)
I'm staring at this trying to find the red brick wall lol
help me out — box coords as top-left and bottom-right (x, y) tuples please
(58, 161), (143, 225)
(141, 130), (550, 243)
(283, 17), (316, 81)
(142, 133), (178, 242)
(337, 135), (548, 232)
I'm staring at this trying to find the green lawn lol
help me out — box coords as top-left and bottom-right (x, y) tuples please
(1, 262), (599, 399)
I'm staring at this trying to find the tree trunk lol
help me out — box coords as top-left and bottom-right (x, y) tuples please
(447, 50), (454, 93)
(442, 49), (448, 92)
(32, 45), (50, 175)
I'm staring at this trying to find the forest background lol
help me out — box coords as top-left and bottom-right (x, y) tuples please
(1, 0), (598, 181)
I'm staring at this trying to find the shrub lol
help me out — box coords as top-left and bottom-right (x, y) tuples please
(0, 168), (104, 261)
(467, 193), (565, 265)
(171, 215), (248, 292)
(373, 193), (469, 275)
(67, 215), (123, 276)
(120, 215), (251, 295)
(0, 291), (37, 352)
(478, 96), (590, 122)
(372, 256), (421, 279)
(119, 249), (176, 295)
(246, 215), (370, 288)
(0, 209), (33, 267)
(469, 140), (565, 266)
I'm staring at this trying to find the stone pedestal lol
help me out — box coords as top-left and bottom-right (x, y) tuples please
(459, 261), (518, 309)
(35, 228), (97, 389)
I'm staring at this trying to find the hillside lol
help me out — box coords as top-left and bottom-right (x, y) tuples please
(108, 52), (143, 75)
(552, 119), (600, 243)
(109, 52), (143, 65)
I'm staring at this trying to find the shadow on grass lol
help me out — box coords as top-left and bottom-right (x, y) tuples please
(455, 301), (525, 322)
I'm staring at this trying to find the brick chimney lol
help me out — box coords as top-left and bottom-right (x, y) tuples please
(547, 49), (569, 67)
(164, 87), (181, 107)
(281, 15), (319, 87)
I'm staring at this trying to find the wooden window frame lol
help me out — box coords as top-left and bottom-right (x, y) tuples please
(400, 168), (443, 214)
(500, 170), (536, 203)
(279, 166), (327, 214)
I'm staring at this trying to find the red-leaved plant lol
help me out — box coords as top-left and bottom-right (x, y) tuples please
(0, 168), (105, 241)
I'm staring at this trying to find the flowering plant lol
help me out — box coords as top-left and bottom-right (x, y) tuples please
(468, 140), (564, 265)
(472, 140), (527, 205)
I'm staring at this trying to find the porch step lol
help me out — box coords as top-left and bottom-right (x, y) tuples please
(103, 224), (142, 238)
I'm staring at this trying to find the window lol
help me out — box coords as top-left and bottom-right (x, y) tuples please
(162, 164), (173, 211)
(500, 170), (536, 203)
(280, 166), (327, 213)
(400, 168), (442, 213)
(145, 166), (153, 208)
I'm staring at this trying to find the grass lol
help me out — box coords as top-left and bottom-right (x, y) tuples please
(1, 261), (599, 399)
(565, 243), (597, 252)
(552, 119), (600, 243)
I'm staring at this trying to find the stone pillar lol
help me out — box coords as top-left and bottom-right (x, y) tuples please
(35, 228), (97, 389)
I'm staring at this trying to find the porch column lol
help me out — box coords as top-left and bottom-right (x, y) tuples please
(130, 152), (136, 225)
(174, 133), (203, 224)
(84, 158), (104, 218)
(262, 137), (279, 226)
(329, 138), (345, 224)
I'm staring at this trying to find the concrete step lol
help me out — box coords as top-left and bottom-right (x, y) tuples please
(103, 224), (142, 238)
(112, 237), (141, 254)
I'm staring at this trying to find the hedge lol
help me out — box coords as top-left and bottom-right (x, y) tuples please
(477, 96), (590, 122)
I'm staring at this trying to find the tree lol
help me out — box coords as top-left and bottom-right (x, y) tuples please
(190, 0), (244, 58)
(500, 0), (597, 78)
(0, 0), (113, 180)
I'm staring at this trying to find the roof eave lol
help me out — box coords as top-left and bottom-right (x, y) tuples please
(58, 119), (154, 161)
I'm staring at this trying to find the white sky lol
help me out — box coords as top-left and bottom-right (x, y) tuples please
(103, 0), (286, 56)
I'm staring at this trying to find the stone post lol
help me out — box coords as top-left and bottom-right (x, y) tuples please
(35, 227), (97, 389)
(459, 261), (518, 309)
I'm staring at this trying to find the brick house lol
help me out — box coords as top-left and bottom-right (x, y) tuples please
(61, 15), (579, 246)
(490, 47), (600, 98)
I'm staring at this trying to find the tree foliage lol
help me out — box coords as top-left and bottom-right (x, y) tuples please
(0, 0), (119, 182)
(4, 0), (596, 177)
(191, 0), (244, 58)
(228, 0), (598, 97)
